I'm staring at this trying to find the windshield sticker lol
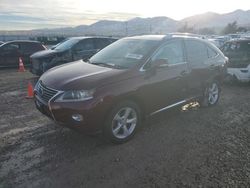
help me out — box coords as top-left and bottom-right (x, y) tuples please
(125, 53), (143, 60)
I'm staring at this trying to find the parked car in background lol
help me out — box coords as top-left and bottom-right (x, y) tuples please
(0, 41), (46, 68)
(208, 38), (225, 48)
(221, 39), (250, 82)
(34, 34), (227, 143)
(30, 37), (117, 76)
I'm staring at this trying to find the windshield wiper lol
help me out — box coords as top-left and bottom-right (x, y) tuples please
(92, 62), (124, 69)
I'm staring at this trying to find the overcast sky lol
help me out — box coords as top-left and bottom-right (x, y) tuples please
(0, 0), (249, 30)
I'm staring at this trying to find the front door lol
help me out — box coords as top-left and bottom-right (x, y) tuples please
(72, 38), (98, 61)
(143, 39), (189, 114)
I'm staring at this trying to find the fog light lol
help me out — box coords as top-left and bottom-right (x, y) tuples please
(72, 114), (83, 122)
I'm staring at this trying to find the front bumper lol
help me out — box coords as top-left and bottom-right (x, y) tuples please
(34, 93), (107, 133)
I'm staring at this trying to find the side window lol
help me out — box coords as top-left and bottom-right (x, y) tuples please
(28, 43), (44, 52)
(239, 42), (250, 52)
(20, 43), (33, 54)
(74, 39), (95, 51)
(151, 40), (184, 65)
(229, 43), (238, 51)
(95, 39), (111, 50)
(185, 40), (208, 66)
(207, 46), (218, 58)
(221, 43), (230, 52)
(3, 43), (20, 51)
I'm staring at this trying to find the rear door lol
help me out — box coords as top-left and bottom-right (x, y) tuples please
(144, 39), (190, 113)
(184, 39), (216, 97)
(72, 38), (96, 61)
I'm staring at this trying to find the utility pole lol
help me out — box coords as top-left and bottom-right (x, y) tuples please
(125, 22), (128, 36)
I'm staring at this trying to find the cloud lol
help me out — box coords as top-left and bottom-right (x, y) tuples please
(0, 0), (139, 30)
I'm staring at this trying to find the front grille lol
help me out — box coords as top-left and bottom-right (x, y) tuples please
(36, 81), (58, 103)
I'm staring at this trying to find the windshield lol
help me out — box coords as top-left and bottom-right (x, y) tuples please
(54, 38), (80, 51)
(90, 39), (159, 69)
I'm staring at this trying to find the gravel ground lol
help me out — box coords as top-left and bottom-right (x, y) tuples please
(0, 70), (250, 188)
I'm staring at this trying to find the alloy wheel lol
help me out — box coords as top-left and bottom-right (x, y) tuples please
(208, 83), (219, 105)
(111, 107), (137, 139)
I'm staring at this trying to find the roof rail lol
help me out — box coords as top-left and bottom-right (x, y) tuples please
(164, 33), (205, 39)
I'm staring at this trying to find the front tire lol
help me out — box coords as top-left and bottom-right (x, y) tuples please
(103, 101), (141, 144)
(200, 81), (220, 107)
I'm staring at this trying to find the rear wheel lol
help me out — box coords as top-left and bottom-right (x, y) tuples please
(200, 81), (220, 107)
(103, 101), (141, 144)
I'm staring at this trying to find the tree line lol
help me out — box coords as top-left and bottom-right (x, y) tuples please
(178, 21), (249, 35)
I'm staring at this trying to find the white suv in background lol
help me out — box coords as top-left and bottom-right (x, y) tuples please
(221, 39), (250, 82)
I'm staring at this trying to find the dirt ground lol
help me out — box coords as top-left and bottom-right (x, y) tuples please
(0, 70), (250, 188)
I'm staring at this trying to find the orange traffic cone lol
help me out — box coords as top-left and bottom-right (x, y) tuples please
(26, 81), (34, 99)
(18, 57), (26, 72)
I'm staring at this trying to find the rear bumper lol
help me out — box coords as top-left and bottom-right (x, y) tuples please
(227, 67), (250, 82)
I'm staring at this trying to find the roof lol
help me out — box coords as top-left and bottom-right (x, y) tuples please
(4, 40), (41, 44)
(68, 36), (118, 40)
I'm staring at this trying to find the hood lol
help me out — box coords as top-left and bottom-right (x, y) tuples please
(40, 60), (126, 90)
(31, 49), (62, 59)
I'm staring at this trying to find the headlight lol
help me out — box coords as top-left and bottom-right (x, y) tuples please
(55, 90), (95, 102)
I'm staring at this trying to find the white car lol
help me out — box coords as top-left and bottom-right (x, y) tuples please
(221, 39), (250, 82)
(227, 64), (250, 82)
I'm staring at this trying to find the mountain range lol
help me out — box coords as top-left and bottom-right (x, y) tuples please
(2, 9), (250, 36)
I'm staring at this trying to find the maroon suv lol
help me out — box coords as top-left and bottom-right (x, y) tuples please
(34, 35), (227, 143)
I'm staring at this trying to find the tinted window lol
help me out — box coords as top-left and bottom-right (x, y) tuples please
(54, 38), (80, 51)
(20, 43), (43, 54)
(74, 39), (95, 51)
(185, 40), (208, 65)
(238, 42), (250, 51)
(2, 43), (20, 51)
(95, 38), (112, 49)
(151, 40), (184, 65)
(222, 41), (250, 53)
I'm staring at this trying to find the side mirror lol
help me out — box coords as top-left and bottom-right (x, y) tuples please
(151, 59), (169, 68)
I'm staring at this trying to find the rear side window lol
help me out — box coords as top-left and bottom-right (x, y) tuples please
(223, 41), (250, 52)
(185, 40), (208, 66)
(20, 43), (43, 54)
(238, 42), (250, 51)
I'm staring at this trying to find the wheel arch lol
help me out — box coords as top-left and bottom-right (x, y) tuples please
(104, 94), (146, 122)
